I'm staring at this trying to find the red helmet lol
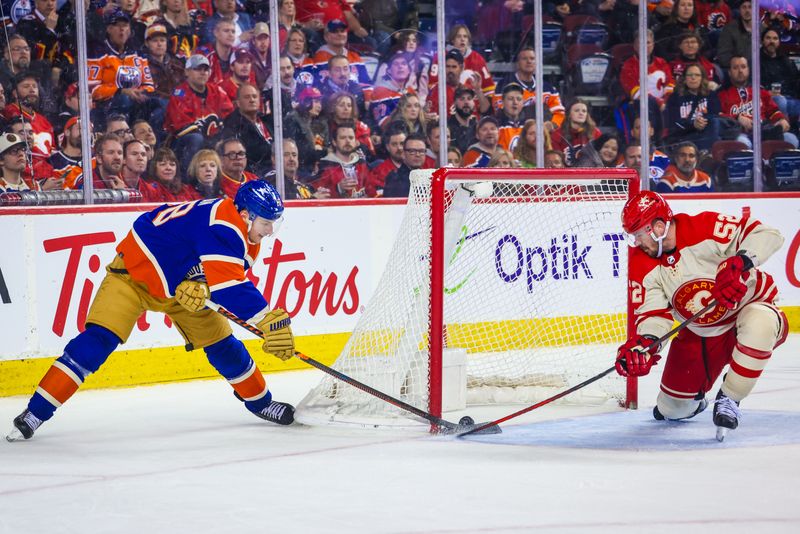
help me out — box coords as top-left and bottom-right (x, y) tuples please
(621, 190), (673, 234)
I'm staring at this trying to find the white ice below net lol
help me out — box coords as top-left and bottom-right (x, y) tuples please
(295, 171), (629, 429)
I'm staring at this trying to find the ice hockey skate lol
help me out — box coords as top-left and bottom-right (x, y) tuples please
(254, 400), (295, 425)
(713, 390), (741, 442)
(6, 410), (43, 442)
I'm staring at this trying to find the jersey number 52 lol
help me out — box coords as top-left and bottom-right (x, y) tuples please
(713, 214), (740, 241)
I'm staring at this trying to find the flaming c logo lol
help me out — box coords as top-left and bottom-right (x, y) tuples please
(672, 279), (728, 325)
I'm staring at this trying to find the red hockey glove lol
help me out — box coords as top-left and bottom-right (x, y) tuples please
(615, 335), (661, 377)
(712, 254), (753, 309)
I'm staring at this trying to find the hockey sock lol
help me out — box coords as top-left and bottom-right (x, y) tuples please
(28, 325), (120, 421)
(205, 335), (272, 412)
(724, 303), (784, 402)
(723, 342), (772, 402)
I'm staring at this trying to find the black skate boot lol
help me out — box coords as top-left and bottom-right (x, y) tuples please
(6, 410), (43, 442)
(254, 400), (295, 425)
(713, 390), (741, 442)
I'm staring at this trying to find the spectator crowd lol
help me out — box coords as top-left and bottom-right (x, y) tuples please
(1, 0), (799, 200)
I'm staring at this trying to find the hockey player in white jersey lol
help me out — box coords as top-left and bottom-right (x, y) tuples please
(615, 191), (788, 440)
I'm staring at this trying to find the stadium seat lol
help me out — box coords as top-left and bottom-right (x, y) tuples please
(609, 43), (636, 73)
(766, 149), (800, 191)
(506, 19), (563, 71)
(564, 44), (613, 108)
(761, 140), (794, 162)
(565, 44), (603, 70)
(575, 22), (610, 49)
(562, 14), (600, 44)
(714, 147), (754, 191)
(711, 140), (749, 163)
(541, 21), (564, 64)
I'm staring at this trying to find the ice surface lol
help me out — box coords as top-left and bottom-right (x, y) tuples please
(1, 336), (800, 533)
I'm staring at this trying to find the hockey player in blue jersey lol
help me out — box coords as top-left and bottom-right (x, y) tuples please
(7, 181), (296, 441)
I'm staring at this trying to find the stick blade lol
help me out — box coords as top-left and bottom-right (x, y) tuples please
(447, 421), (502, 437)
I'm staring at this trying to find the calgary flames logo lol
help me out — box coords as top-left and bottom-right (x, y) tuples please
(637, 195), (655, 211)
(672, 279), (728, 325)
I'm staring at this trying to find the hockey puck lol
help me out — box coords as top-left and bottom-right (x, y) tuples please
(459, 416), (475, 426)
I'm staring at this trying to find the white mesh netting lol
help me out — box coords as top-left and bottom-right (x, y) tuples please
(295, 169), (632, 429)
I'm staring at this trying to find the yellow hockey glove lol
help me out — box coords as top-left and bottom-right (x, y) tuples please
(256, 309), (295, 361)
(174, 280), (210, 313)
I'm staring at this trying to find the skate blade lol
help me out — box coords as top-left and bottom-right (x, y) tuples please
(5, 427), (26, 442)
(716, 426), (729, 442)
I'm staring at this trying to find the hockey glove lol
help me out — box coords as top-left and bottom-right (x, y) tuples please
(615, 335), (661, 377)
(711, 254), (753, 309)
(174, 280), (210, 313)
(256, 309), (294, 361)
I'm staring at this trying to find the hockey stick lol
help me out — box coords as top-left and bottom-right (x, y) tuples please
(458, 300), (719, 437)
(205, 300), (500, 435)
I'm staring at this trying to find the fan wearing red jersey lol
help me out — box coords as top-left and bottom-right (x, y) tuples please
(7, 182), (295, 442)
(165, 54), (234, 172)
(617, 191), (787, 439)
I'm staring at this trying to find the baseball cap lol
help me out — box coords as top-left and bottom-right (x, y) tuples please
(477, 115), (499, 129)
(230, 47), (254, 64)
(103, 7), (131, 25)
(0, 133), (26, 155)
(326, 19), (348, 32)
(445, 48), (464, 65)
(454, 85), (476, 99)
(253, 22), (270, 36)
(145, 23), (168, 40)
(185, 54), (211, 70)
(64, 116), (80, 132)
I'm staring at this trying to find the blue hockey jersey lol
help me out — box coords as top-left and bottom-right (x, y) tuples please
(116, 198), (269, 322)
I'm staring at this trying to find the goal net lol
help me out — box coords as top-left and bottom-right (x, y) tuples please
(295, 168), (638, 430)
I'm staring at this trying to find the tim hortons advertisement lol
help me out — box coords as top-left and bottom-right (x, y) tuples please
(0, 204), (405, 361)
(0, 196), (798, 362)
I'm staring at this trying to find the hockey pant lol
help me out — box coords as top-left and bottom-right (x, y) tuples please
(656, 302), (788, 420)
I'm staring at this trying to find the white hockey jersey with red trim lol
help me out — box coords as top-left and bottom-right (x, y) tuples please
(631, 211), (784, 339)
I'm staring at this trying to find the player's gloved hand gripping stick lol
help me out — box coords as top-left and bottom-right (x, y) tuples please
(174, 280), (295, 360)
(458, 299), (719, 437)
(202, 299), (500, 436)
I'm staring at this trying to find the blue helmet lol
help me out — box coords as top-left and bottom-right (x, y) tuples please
(234, 181), (284, 221)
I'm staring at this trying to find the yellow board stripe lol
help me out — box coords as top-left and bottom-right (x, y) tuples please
(1, 307), (797, 398)
(0, 333), (349, 397)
